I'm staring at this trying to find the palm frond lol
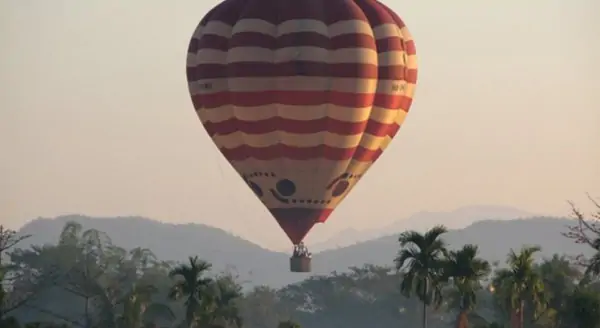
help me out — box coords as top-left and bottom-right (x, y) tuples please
(398, 230), (425, 247)
(423, 225), (448, 245)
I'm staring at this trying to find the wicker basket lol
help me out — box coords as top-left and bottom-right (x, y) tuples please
(290, 256), (311, 272)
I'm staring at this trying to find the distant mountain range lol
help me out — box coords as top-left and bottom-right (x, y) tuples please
(311, 205), (535, 251)
(13, 213), (589, 288)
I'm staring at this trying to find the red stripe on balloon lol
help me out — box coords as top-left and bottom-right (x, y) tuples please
(187, 63), (417, 81)
(219, 144), (384, 162)
(193, 90), (411, 110)
(203, 117), (400, 137)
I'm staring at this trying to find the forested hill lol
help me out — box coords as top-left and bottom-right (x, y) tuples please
(16, 215), (291, 287)
(15, 215), (589, 287)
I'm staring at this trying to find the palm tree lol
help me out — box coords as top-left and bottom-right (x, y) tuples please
(395, 225), (448, 328)
(168, 256), (213, 328)
(444, 244), (491, 328)
(492, 246), (545, 328)
(114, 284), (174, 328)
(203, 275), (243, 327)
(129, 248), (158, 274)
(58, 221), (112, 257)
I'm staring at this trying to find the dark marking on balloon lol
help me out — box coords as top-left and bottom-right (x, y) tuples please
(326, 173), (361, 190)
(275, 179), (296, 197)
(271, 179), (296, 204)
(326, 173), (348, 189)
(392, 83), (405, 92)
(332, 180), (349, 197)
(325, 172), (362, 198)
(247, 180), (263, 197)
(243, 171), (347, 205)
(270, 189), (289, 203)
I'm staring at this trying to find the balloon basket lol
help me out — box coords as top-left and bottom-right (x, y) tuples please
(290, 255), (311, 272)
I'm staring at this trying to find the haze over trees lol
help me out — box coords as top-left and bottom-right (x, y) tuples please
(14, 213), (589, 288)
(1, 198), (599, 328)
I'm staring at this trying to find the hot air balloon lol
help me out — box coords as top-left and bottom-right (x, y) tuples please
(186, 0), (417, 272)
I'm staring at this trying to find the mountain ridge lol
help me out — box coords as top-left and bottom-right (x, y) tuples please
(12, 213), (587, 288)
(311, 205), (536, 251)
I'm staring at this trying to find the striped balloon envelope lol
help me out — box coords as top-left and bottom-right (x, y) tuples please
(186, 0), (417, 246)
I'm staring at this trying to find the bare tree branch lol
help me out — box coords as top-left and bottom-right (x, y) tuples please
(0, 226), (31, 258)
(562, 194), (600, 267)
(3, 264), (69, 316)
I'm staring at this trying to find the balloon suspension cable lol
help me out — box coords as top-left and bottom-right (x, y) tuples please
(292, 242), (311, 258)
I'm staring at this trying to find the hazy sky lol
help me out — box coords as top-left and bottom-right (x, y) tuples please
(1, 0), (599, 249)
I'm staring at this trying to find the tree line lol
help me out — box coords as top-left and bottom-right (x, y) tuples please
(1, 198), (599, 328)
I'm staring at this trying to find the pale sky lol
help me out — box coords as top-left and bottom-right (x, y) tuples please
(1, 0), (599, 250)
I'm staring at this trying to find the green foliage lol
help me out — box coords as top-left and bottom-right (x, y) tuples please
(562, 287), (600, 328)
(277, 320), (301, 328)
